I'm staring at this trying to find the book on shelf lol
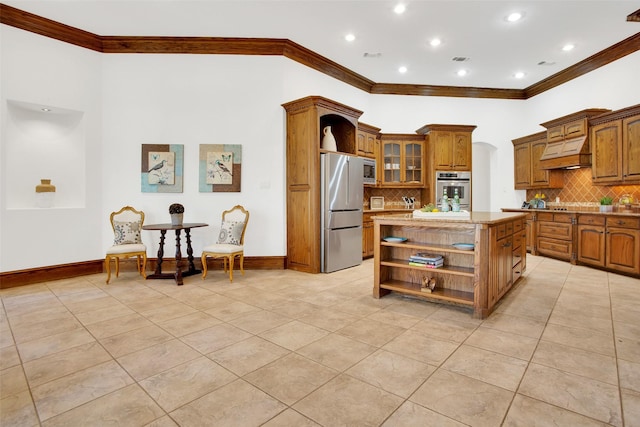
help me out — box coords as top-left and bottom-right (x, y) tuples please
(409, 256), (444, 264)
(411, 252), (443, 262)
(409, 261), (443, 268)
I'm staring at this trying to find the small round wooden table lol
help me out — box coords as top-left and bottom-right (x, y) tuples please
(142, 223), (208, 286)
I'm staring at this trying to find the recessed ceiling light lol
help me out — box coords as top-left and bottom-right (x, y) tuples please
(514, 72), (525, 79)
(430, 38), (442, 47)
(562, 44), (575, 51)
(398, 66), (408, 73)
(345, 33), (355, 42)
(506, 12), (523, 22)
(41, 108), (51, 112)
(457, 69), (467, 77)
(394, 4), (406, 14)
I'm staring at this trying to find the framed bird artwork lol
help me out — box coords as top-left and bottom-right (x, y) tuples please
(199, 144), (242, 192)
(141, 144), (184, 193)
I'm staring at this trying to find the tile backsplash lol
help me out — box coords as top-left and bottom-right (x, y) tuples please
(525, 167), (640, 205)
(363, 187), (422, 209)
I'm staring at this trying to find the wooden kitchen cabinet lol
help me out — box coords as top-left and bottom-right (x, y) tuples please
(606, 217), (640, 275)
(577, 215), (606, 267)
(282, 96), (363, 273)
(578, 214), (640, 275)
(362, 212), (375, 258)
(546, 119), (587, 143)
(416, 124), (476, 206)
(417, 124), (475, 171)
(590, 105), (640, 184)
(357, 122), (380, 159)
(512, 131), (563, 189)
(489, 217), (526, 307)
(379, 134), (424, 187)
(536, 212), (576, 262)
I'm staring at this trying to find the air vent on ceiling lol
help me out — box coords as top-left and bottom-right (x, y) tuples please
(452, 57), (469, 62)
(538, 61), (556, 66)
(363, 52), (382, 58)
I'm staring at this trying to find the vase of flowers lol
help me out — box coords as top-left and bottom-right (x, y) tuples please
(169, 203), (184, 225)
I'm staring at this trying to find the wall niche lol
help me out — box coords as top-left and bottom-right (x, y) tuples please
(5, 100), (86, 209)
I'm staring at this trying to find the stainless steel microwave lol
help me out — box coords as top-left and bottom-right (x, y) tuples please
(363, 158), (376, 185)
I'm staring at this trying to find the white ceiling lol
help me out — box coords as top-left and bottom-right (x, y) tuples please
(4, 0), (640, 89)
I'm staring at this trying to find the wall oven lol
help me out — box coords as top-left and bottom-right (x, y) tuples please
(435, 171), (471, 210)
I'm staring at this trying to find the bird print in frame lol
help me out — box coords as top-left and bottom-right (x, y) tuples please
(206, 151), (233, 185)
(147, 151), (175, 185)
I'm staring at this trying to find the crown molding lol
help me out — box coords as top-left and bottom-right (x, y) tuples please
(2, 3), (639, 100)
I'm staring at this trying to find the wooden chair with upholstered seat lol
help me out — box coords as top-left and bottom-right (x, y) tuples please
(105, 206), (147, 284)
(201, 205), (249, 282)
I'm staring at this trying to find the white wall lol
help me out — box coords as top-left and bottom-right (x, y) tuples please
(2, 24), (639, 271)
(1, 26), (103, 271)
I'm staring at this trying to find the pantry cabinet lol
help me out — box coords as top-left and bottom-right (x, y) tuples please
(282, 96), (363, 273)
(590, 105), (640, 184)
(512, 131), (563, 189)
(379, 134), (424, 187)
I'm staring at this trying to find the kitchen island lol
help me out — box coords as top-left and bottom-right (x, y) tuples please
(374, 211), (527, 319)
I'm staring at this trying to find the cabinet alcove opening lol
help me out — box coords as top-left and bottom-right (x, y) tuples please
(320, 114), (356, 154)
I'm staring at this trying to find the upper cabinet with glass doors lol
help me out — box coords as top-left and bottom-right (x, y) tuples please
(380, 134), (424, 187)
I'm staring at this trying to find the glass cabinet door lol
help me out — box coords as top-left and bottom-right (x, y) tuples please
(383, 142), (401, 183)
(404, 143), (422, 184)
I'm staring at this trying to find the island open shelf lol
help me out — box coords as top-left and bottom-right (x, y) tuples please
(373, 212), (528, 318)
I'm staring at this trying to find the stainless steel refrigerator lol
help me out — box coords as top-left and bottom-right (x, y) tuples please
(321, 152), (364, 273)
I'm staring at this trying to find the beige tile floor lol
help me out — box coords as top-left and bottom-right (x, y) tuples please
(1, 255), (639, 426)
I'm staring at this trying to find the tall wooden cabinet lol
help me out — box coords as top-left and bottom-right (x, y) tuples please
(282, 96), (363, 273)
(590, 104), (640, 184)
(512, 131), (563, 189)
(416, 124), (476, 207)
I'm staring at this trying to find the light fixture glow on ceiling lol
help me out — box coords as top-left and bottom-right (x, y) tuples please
(457, 69), (467, 77)
(345, 33), (355, 42)
(562, 44), (575, 51)
(394, 4), (406, 14)
(506, 12), (523, 22)
(514, 71), (525, 79)
(398, 66), (408, 73)
(430, 38), (442, 47)
(41, 108), (51, 112)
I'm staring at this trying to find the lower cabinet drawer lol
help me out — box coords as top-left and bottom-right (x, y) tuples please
(537, 237), (573, 260)
(512, 264), (522, 282)
(538, 222), (572, 240)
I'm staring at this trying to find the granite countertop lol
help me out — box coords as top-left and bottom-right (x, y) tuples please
(363, 208), (414, 214)
(502, 207), (640, 217)
(372, 211), (527, 225)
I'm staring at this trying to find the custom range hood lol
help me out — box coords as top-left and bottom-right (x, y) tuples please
(539, 135), (591, 169)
